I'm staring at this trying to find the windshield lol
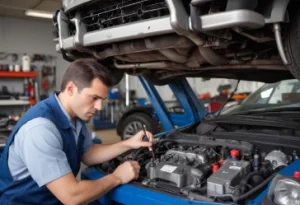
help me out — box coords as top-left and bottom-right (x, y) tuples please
(222, 79), (300, 114)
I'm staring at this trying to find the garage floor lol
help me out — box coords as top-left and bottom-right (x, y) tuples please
(94, 129), (121, 144)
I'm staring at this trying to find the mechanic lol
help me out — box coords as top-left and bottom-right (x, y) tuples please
(0, 58), (153, 205)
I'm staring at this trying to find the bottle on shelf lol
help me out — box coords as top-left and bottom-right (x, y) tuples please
(22, 54), (31, 72)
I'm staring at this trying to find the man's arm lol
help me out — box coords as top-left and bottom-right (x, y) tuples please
(82, 140), (130, 166)
(46, 160), (140, 205)
(17, 118), (140, 205)
(82, 130), (153, 166)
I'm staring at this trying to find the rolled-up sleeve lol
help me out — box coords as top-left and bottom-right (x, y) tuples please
(18, 118), (72, 187)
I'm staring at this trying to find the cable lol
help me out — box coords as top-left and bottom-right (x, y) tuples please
(232, 171), (277, 203)
(205, 147), (222, 158)
(133, 147), (148, 160)
(216, 80), (240, 116)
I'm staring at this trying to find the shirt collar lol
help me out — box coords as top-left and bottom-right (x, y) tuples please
(54, 93), (83, 132)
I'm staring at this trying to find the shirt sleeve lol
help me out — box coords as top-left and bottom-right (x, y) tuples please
(81, 124), (93, 154)
(16, 118), (72, 187)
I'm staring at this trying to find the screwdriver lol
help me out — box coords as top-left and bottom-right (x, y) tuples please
(142, 124), (155, 159)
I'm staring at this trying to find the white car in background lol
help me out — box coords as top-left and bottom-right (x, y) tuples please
(223, 79), (300, 114)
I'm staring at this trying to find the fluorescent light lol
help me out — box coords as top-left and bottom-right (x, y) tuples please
(25, 9), (53, 19)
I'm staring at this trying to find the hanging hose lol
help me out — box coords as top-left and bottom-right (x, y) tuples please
(273, 23), (289, 65)
(232, 171), (278, 203)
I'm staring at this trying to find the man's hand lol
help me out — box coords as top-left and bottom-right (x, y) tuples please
(112, 161), (140, 184)
(126, 130), (153, 149)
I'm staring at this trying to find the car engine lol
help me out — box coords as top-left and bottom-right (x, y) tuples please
(98, 131), (300, 203)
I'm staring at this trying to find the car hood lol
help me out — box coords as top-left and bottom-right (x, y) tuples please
(178, 68), (294, 83)
(224, 102), (300, 115)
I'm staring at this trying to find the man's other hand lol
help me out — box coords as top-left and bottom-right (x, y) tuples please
(112, 161), (140, 184)
(126, 130), (153, 149)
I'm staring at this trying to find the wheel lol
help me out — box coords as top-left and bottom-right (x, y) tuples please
(119, 112), (159, 140)
(285, 10), (300, 80)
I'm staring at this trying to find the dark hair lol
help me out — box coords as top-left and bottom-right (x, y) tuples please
(61, 58), (113, 91)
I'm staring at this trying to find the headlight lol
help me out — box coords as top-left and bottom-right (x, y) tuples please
(273, 178), (300, 205)
(261, 172), (300, 205)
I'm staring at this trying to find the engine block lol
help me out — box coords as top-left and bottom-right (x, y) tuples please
(162, 146), (212, 166)
(143, 147), (214, 189)
(207, 160), (251, 197)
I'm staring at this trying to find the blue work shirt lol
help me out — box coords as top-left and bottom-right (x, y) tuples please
(7, 94), (93, 186)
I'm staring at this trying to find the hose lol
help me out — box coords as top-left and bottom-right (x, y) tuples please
(133, 147), (148, 160)
(232, 171), (277, 203)
(241, 171), (261, 184)
(182, 189), (214, 202)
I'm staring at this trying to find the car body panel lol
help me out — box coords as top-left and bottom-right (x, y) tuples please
(81, 159), (300, 205)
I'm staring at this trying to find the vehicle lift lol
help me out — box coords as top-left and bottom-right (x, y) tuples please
(137, 76), (208, 134)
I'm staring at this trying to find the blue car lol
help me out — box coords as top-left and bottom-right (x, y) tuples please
(82, 108), (300, 204)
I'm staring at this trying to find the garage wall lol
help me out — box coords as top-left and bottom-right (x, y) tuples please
(129, 76), (264, 101)
(0, 16), (69, 91)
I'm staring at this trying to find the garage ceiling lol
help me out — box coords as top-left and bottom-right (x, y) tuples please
(0, 0), (62, 20)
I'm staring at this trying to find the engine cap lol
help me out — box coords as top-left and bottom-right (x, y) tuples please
(230, 149), (240, 157)
(294, 171), (300, 179)
(212, 163), (219, 172)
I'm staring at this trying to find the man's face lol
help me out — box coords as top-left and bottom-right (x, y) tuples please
(70, 78), (109, 121)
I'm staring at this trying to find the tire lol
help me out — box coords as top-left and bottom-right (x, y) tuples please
(285, 11), (300, 80)
(119, 112), (159, 140)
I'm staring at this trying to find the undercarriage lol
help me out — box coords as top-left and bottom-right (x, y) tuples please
(54, 0), (300, 83)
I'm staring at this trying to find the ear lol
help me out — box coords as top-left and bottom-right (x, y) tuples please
(65, 81), (78, 96)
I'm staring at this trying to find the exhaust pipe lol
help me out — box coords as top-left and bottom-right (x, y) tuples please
(113, 61), (185, 70)
(273, 23), (289, 65)
(165, 0), (227, 66)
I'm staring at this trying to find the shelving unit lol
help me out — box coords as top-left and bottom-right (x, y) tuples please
(0, 71), (37, 78)
(0, 71), (38, 106)
(0, 70), (38, 133)
(0, 52), (56, 137)
(0, 100), (30, 106)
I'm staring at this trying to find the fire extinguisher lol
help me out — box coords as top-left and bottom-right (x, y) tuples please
(28, 79), (34, 99)
(42, 78), (49, 91)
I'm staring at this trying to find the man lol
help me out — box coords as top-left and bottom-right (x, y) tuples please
(0, 58), (153, 205)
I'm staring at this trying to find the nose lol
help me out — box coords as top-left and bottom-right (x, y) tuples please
(94, 99), (102, 111)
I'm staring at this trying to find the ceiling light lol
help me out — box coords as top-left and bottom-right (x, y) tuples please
(25, 9), (53, 19)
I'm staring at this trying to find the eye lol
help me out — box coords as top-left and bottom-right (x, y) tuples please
(92, 96), (98, 101)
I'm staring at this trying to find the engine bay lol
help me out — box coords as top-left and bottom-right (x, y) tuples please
(97, 121), (300, 203)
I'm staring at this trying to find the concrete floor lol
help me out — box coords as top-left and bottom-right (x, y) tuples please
(94, 129), (121, 144)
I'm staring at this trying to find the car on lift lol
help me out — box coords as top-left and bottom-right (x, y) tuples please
(54, 0), (300, 84)
(53, 1), (300, 205)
